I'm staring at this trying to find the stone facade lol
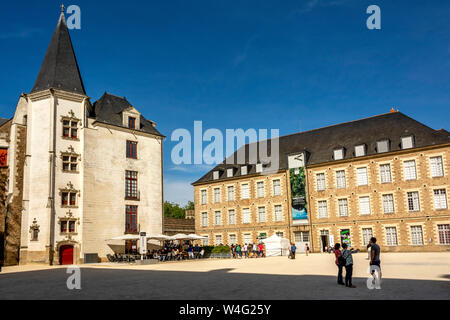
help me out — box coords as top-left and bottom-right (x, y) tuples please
(164, 217), (195, 236)
(307, 144), (450, 252)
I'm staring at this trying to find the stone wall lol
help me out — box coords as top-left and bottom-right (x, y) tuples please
(164, 217), (195, 236)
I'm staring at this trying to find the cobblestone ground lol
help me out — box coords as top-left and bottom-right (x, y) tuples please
(0, 252), (449, 300)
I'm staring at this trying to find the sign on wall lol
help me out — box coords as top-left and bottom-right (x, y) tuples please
(288, 152), (308, 225)
(0, 148), (7, 167)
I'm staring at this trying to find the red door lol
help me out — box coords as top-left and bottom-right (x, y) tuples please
(60, 245), (74, 265)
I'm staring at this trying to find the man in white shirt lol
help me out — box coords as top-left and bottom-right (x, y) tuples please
(243, 244), (248, 258)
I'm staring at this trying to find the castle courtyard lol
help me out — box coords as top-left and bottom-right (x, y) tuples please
(1, 252), (449, 300)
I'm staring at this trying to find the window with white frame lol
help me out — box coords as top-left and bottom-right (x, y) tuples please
(227, 168), (234, 178)
(404, 160), (417, 180)
(355, 145), (366, 157)
(258, 207), (266, 223)
(407, 192), (420, 211)
(257, 181), (265, 198)
(385, 227), (398, 246)
(227, 186), (235, 201)
(294, 231), (310, 243)
(243, 233), (252, 244)
(214, 211), (222, 226)
(276, 232), (284, 238)
(430, 156), (444, 178)
(434, 189), (447, 209)
(228, 209), (236, 225)
(438, 224), (450, 245)
(362, 228), (373, 246)
(334, 148), (344, 160)
(214, 188), (221, 203)
(273, 179), (281, 196)
(377, 140), (390, 153)
(382, 194), (395, 214)
(201, 190), (207, 205)
(256, 163), (263, 173)
(241, 166), (248, 176)
(241, 184), (250, 199)
(202, 236), (209, 246)
(242, 208), (251, 224)
(410, 226), (424, 245)
(336, 170), (346, 189)
(213, 171), (220, 180)
(215, 234), (223, 245)
(338, 199), (348, 217)
(380, 164), (392, 183)
(229, 234), (237, 245)
(274, 205), (283, 222)
(316, 173), (326, 191)
(318, 200), (328, 218)
(401, 136), (414, 149)
(357, 167), (368, 186)
(201, 212), (208, 227)
(359, 196), (371, 215)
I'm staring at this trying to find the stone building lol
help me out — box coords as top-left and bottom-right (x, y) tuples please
(1, 9), (164, 265)
(192, 111), (449, 253)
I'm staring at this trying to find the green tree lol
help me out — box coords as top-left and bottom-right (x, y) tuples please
(164, 201), (195, 219)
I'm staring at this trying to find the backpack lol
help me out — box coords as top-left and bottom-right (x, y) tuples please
(338, 251), (346, 266)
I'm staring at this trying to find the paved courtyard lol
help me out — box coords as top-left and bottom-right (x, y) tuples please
(0, 252), (449, 300)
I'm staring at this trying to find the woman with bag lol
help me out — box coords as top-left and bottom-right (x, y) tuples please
(334, 243), (345, 286)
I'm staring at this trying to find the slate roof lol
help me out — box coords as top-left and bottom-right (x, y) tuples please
(31, 11), (86, 94)
(91, 93), (164, 137)
(0, 118), (10, 127)
(193, 112), (450, 185)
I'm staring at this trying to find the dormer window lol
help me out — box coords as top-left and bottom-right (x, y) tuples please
(241, 166), (248, 176)
(213, 171), (220, 180)
(401, 136), (414, 150)
(256, 163), (263, 173)
(227, 168), (234, 178)
(355, 144), (366, 157)
(128, 117), (136, 130)
(377, 140), (390, 153)
(334, 148), (344, 160)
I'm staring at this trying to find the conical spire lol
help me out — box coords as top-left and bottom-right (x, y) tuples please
(31, 7), (86, 94)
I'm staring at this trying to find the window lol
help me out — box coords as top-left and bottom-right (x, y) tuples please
(214, 188), (221, 203)
(62, 192), (77, 206)
(258, 207), (266, 223)
(338, 199), (348, 217)
(241, 166), (248, 175)
(386, 227), (398, 246)
(407, 192), (420, 211)
(32, 228), (39, 241)
(294, 231), (309, 242)
(382, 194), (395, 214)
(243, 233), (252, 244)
(202, 236), (209, 246)
(229, 234), (237, 245)
(242, 208), (251, 224)
(63, 120), (79, 139)
(316, 173), (326, 191)
(276, 232), (284, 238)
(60, 221), (68, 233)
(126, 141), (137, 159)
(357, 167), (368, 186)
(227, 186), (235, 201)
(359, 196), (371, 215)
(438, 225), (450, 245)
(62, 155), (78, 172)
(201, 212), (208, 227)
(362, 228), (373, 246)
(318, 200), (328, 218)
(125, 240), (138, 254)
(214, 211), (222, 226)
(227, 168), (234, 178)
(355, 145), (366, 157)
(201, 190), (207, 205)
(404, 160), (417, 180)
(274, 205), (283, 222)
(273, 180), (281, 196)
(380, 164), (392, 183)
(215, 235), (222, 245)
(401, 136), (414, 149)
(377, 140), (390, 153)
(69, 221), (76, 233)
(61, 220), (76, 234)
(125, 205), (138, 233)
(430, 156), (444, 177)
(228, 210), (236, 225)
(256, 163), (263, 173)
(128, 117), (136, 129)
(257, 182), (265, 198)
(336, 170), (346, 189)
(410, 226), (424, 245)
(213, 171), (219, 180)
(434, 189), (447, 209)
(125, 171), (138, 199)
(334, 148), (344, 160)
(241, 184), (249, 199)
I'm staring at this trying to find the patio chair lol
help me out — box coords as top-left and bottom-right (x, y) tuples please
(106, 254), (115, 263)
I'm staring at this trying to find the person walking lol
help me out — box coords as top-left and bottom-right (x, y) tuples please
(290, 243), (297, 259)
(334, 243), (345, 286)
(341, 243), (359, 288)
(305, 243), (310, 256)
(243, 243), (248, 258)
(369, 237), (382, 287)
(236, 244), (242, 258)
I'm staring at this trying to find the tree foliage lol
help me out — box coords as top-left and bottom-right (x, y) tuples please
(164, 201), (194, 219)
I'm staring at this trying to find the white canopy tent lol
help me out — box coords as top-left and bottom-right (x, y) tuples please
(262, 235), (290, 257)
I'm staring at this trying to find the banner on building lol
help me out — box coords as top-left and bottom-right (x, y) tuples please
(288, 153), (308, 225)
(0, 148), (7, 167)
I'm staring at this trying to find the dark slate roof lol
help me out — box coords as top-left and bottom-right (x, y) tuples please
(91, 93), (164, 137)
(0, 118), (10, 127)
(31, 11), (86, 94)
(193, 112), (450, 185)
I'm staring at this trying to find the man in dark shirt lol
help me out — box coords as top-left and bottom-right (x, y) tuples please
(369, 237), (382, 287)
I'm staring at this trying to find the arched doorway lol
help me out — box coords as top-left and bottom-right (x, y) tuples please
(60, 245), (74, 265)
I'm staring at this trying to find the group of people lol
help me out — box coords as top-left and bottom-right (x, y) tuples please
(333, 237), (381, 288)
(148, 242), (205, 261)
(288, 243), (310, 259)
(230, 243), (266, 258)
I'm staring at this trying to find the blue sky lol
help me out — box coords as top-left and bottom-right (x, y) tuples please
(0, 0), (449, 205)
